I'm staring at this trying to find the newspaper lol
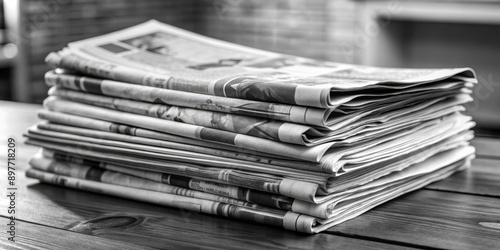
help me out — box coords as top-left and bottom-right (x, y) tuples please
(326, 131), (473, 193)
(26, 152), (472, 233)
(36, 110), (283, 159)
(30, 122), (328, 173)
(30, 120), (472, 181)
(293, 147), (475, 218)
(24, 127), (473, 201)
(47, 85), (320, 145)
(34, 119), (473, 188)
(44, 20), (476, 109)
(25, 138), (325, 202)
(35, 110), (473, 174)
(310, 158), (471, 232)
(26, 168), (317, 233)
(25, 125), (329, 181)
(45, 70), (330, 128)
(44, 70), (473, 130)
(30, 145), (474, 219)
(29, 153), (289, 211)
(39, 96), (475, 169)
(47, 85), (472, 146)
(32, 108), (474, 175)
(30, 153), (295, 211)
(42, 97), (333, 162)
(27, 140), (323, 201)
(28, 119), (472, 176)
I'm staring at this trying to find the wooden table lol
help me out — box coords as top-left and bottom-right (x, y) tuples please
(1, 100), (499, 249)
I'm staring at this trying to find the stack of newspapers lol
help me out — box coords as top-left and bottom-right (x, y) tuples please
(25, 20), (476, 234)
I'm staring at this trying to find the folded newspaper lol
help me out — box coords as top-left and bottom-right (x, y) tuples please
(25, 20), (476, 234)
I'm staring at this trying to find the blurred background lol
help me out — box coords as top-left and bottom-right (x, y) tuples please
(0, 0), (498, 130)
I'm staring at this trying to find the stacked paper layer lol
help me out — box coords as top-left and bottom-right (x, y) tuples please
(25, 20), (476, 234)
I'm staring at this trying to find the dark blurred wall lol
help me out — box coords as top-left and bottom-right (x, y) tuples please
(197, 0), (358, 63)
(23, 0), (197, 103)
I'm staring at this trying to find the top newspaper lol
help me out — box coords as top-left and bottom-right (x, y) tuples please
(46, 20), (476, 109)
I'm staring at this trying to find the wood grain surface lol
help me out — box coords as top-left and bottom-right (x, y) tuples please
(326, 190), (500, 250)
(426, 158), (500, 197)
(1, 101), (500, 249)
(0, 217), (154, 250)
(471, 137), (500, 159)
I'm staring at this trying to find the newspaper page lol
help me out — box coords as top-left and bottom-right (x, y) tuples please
(25, 152), (472, 233)
(45, 70), (330, 128)
(25, 125), (473, 202)
(25, 168), (318, 233)
(38, 96), (475, 171)
(35, 110), (471, 175)
(27, 126), (473, 199)
(36, 110), (283, 159)
(293, 147), (475, 218)
(309, 158), (471, 233)
(42, 97), (334, 162)
(26, 125), (329, 177)
(24, 139), (322, 202)
(47, 86), (319, 145)
(35, 120), (316, 167)
(32, 121), (473, 189)
(25, 134), (329, 187)
(31, 121), (472, 196)
(31, 109), (475, 176)
(44, 69), (473, 130)
(30, 154), (290, 212)
(326, 115), (474, 174)
(45, 20), (476, 108)
(31, 153), (295, 211)
(32, 145), (473, 219)
(326, 130), (473, 193)
(47, 84), (472, 146)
